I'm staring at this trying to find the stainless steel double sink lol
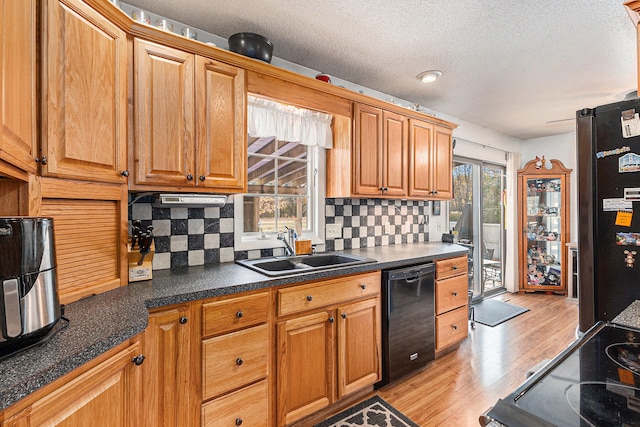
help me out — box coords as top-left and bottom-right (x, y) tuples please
(236, 252), (377, 277)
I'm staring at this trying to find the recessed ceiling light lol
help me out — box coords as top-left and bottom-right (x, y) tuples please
(417, 70), (443, 83)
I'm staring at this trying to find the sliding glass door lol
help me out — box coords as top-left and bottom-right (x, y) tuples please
(450, 158), (506, 299)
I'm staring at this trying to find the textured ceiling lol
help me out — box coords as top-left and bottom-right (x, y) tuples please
(124, 0), (638, 140)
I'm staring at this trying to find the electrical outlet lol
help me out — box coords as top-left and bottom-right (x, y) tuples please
(326, 224), (342, 238)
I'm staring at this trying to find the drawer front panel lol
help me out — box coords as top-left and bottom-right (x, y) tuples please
(202, 324), (268, 399)
(436, 305), (468, 350)
(435, 255), (468, 280)
(201, 379), (268, 427)
(202, 292), (269, 337)
(278, 272), (380, 317)
(435, 274), (468, 315)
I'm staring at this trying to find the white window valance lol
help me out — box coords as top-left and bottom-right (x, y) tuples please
(247, 95), (333, 149)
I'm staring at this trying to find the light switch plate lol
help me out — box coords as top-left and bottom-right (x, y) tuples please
(326, 224), (342, 238)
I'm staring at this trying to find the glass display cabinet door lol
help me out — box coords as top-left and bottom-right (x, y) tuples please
(518, 158), (571, 294)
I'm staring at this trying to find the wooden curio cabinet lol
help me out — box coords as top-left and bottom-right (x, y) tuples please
(518, 158), (572, 293)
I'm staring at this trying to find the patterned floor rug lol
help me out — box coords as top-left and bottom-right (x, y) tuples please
(313, 395), (420, 427)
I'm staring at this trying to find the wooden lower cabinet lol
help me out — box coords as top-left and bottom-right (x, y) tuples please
(201, 291), (271, 426)
(337, 298), (381, 398)
(276, 272), (381, 427)
(277, 310), (335, 426)
(435, 256), (469, 352)
(3, 341), (142, 427)
(202, 380), (269, 427)
(142, 303), (200, 427)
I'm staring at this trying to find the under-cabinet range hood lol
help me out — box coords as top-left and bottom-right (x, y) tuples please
(152, 194), (226, 208)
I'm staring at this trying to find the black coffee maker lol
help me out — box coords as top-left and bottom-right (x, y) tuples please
(0, 217), (61, 354)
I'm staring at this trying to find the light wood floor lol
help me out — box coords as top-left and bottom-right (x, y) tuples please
(374, 292), (579, 427)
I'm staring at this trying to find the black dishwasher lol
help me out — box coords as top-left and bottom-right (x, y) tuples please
(379, 263), (435, 386)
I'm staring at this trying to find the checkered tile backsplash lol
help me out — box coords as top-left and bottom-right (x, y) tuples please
(324, 199), (430, 251)
(129, 197), (430, 270)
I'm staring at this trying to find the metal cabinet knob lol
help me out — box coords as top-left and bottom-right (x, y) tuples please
(306, 295), (313, 301)
(453, 266), (458, 270)
(236, 310), (243, 318)
(341, 313), (347, 319)
(199, 175), (206, 181)
(235, 418), (243, 426)
(179, 316), (188, 324)
(120, 170), (129, 177)
(132, 354), (145, 365)
(236, 358), (243, 366)
(186, 174), (194, 181)
(35, 156), (48, 165)
(452, 292), (458, 297)
(452, 324), (458, 330)
(329, 317), (335, 323)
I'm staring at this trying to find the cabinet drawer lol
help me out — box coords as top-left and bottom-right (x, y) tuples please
(436, 306), (468, 350)
(202, 292), (269, 337)
(436, 255), (468, 280)
(435, 274), (468, 315)
(202, 324), (269, 399)
(278, 272), (380, 317)
(202, 379), (268, 427)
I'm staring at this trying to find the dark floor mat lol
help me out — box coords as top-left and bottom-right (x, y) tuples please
(473, 299), (529, 326)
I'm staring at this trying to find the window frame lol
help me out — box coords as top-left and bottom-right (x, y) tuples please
(234, 144), (326, 252)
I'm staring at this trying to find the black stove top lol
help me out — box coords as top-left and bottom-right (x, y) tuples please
(487, 322), (640, 426)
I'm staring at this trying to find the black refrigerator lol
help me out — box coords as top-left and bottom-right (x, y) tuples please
(576, 98), (640, 332)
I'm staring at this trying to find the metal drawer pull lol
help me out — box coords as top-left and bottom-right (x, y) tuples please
(306, 295), (313, 301)
(452, 324), (458, 330)
(452, 292), (458, 297)
(179, 316), (188, 324)
(360, 284), (366, 289)
(341, 313), (347, 319)
(236, 358), (243, 366)
(236, 310), (243, 318)
(235, 418), (243, 426)
(329, 317), (335, 323)
(452, 266), (458, 270)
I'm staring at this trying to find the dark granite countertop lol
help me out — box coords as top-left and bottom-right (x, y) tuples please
(0, 242), (467, 411)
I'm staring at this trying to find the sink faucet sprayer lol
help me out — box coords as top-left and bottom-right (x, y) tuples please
(277, 226), (297, 256)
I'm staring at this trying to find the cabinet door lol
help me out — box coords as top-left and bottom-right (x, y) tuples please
(431, 125), (453, 199)
(133, 39), (195, 187)
(0, 0), (38, 174)
(382, 111), (408, 197)
(353, 103), (383, 196)
(195, 56), (246, 192)
(408, 119), (434, 197)
(277, 311), (335, 427)
(5, 342), (142, 427)
(143, 304), (198, 427)
(337, 297), (381, 398)
(42, 0), (127, 183)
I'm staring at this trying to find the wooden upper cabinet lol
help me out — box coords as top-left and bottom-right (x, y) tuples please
(42, 0), (127, 183)
(133, 39), (195, 187)
(382, 110), (408, 197)
(432, 125), (453, 199)
(132, 39), (247, 192)
(352, 103), (409, 198)
(353, 103), (383, 196)
(408, 119), (453, 199)
(195, 56), (246, 191)
(0, 0), (38, 174)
